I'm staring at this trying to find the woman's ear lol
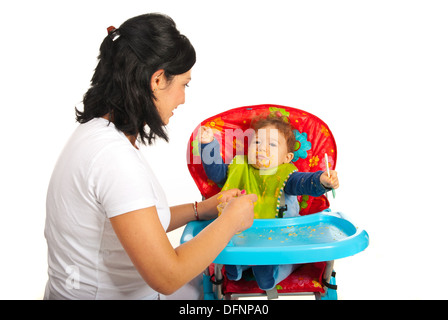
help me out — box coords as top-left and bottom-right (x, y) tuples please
(151, 69), (165, 93)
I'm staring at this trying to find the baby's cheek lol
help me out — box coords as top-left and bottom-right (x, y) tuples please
(247, 150), (256, 163)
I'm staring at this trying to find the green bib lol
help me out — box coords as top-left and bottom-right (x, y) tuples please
(222, 155), (297, 219)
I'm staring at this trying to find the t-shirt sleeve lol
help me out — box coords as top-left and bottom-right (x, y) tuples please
(88, 144), (159, 218)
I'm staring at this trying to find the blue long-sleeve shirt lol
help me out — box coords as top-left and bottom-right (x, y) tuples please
(201, 139), (329, 197)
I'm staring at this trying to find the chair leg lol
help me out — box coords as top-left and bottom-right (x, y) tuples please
(321, 262), (338, 300)
(265, 288), (279, 300)
(214, 264), (224, 300)
(202, 269), (215, 300)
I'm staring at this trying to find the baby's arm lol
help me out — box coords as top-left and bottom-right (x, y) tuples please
(284, 171), (338, 197)
(199, 126), (228, 184)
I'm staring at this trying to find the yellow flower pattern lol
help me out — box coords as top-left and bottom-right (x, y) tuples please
(309, 155), (319, 168)
(321, 124), (330, 137)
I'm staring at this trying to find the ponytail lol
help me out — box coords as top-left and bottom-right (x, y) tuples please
(76, 13), (196, 145)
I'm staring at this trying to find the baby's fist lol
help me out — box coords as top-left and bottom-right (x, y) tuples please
(199, 126), (214, 144)
(320, 170), (339, 189)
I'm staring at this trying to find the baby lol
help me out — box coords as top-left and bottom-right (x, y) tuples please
(199, 113), (339, 292)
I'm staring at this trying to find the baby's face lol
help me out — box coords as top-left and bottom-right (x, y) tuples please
(247, 125), (293, 170)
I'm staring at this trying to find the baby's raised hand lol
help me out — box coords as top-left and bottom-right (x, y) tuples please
(320, 170), (339, 190)
(199, 126), (214, 144)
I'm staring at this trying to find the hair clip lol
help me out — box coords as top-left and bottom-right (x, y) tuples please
(107, 26), (121, 41)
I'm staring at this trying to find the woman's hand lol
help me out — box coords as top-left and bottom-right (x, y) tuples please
(197, 188), (256, 233)
(217, 188), (246, 204)
(220, 193), (257, 234)
(197, 188), (242, 220)
(320, 170), (339, 189)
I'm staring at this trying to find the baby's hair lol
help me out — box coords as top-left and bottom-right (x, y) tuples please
(251, 113), (296, 153)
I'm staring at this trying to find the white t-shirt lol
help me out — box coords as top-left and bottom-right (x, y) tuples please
(44, 117), (170, 299)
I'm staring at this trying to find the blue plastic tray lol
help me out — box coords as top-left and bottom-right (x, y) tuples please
(181, 212), (369, 265)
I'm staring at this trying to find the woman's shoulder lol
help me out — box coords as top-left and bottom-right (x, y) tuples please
(69, 118), (141, 166)
(79, 118), (134, 147)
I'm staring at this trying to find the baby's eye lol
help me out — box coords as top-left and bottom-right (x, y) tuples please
(269, 142), (277, 147)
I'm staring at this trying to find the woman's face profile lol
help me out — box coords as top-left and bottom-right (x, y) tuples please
(153, 69), (192, 125)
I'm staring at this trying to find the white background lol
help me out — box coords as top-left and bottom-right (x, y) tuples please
(1, 0), (447, 299)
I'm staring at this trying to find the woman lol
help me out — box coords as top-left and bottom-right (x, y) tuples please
(44, 13), (256, 300)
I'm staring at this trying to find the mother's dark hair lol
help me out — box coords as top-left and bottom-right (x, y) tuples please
(76, 13), (196, 145)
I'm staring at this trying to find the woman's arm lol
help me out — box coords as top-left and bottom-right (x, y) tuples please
(167, 189), (241, 232)
(167, 203), (197, 233)
(110, 193), (256, 295)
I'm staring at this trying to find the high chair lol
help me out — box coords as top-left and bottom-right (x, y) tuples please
(182, 104), (369, 300)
